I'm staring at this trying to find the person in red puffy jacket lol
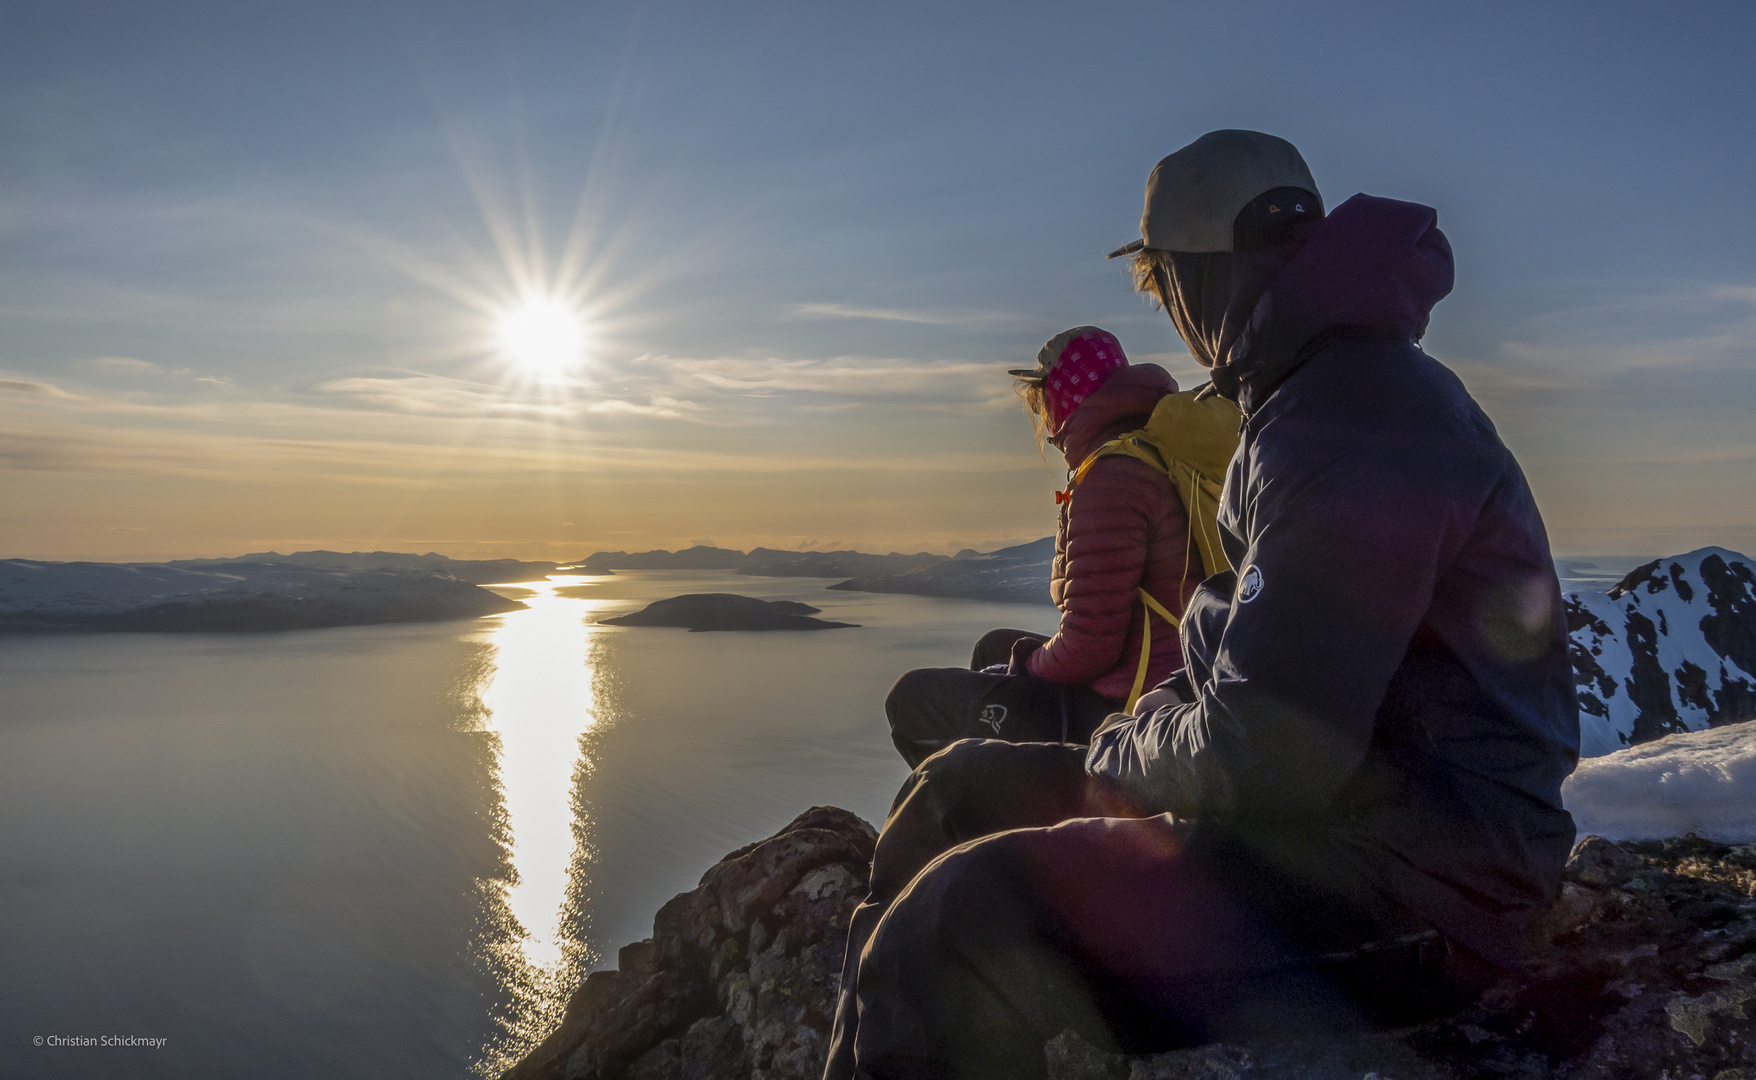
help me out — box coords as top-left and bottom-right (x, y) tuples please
(884, 326), (1204, 767)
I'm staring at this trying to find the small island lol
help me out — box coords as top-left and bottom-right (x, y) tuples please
(599, 593), (858, 632)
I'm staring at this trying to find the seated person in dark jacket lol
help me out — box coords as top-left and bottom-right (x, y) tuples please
(822, 129), (1580, 1080)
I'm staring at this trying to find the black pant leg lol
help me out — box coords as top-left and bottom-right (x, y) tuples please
(885, 669), (1094, 769)
(827, 743), (1474, 1080)
(851, 816), (1436, 1080)
(822, 742), (1130, 1080)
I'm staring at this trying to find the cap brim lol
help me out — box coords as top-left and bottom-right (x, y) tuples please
(1006, 368), (1044, 378)
(1105, 239), (1145, 260)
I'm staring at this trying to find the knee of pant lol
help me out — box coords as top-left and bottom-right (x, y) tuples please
(868, 840), (1019, 969)
(910, 736), (994, 783)
(884, 669), (933, 730)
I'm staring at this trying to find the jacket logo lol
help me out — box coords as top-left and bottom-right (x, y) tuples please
(977, 704), (1007, 733)
(1238, 565), (1264, 603)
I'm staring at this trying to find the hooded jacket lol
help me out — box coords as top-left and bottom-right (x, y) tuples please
(1028, 364), (1204, 700)
(1086, 195), (1580, 966)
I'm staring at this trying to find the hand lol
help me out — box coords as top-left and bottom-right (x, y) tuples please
(1006, 636), (1044, 675)
(1131, 685), (1186, 717)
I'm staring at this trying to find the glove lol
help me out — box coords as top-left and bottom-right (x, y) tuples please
(1007, 635), (1044, 676)
(1130, 669), (1194, 716)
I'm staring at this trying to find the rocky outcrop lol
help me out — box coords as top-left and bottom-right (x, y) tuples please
(509, 811), (1756, 1080)
(600, 594), (859, 632)
(503, 806), (876, 1080)
(828, 536), (1056, 605)
(0, 559), (524, 632)
(1566, 547), (1756, 755)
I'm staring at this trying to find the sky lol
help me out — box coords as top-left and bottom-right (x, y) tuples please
(2, 0), (1753, 562)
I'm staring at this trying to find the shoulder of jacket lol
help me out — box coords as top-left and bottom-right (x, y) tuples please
(1077, 451), (1173, 488)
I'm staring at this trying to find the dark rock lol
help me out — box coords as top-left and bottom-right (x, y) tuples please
(829, 536), (1055, 605)
(599, 594), (858, 632)
(502, 806), (877, 1080)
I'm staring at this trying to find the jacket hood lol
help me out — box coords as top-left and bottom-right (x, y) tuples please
(1215, 194), (1455, 414)
(1051, 363), (1178, 466)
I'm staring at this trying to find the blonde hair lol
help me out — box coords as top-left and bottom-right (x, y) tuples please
(1130, 248), (1172, 310)
(1014, 376), (1051, 453)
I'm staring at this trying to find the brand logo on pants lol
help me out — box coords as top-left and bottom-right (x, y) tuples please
(977, 704), (1007, 733)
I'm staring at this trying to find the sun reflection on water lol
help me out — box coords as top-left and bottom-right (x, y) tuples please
(476, 576), (603, 968)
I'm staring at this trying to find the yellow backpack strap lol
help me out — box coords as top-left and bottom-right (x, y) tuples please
(1124, 587), (1182, 713)
(1067, 434), (1167, 493)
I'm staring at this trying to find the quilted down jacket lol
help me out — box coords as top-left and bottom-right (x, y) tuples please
(1027, 364), (1205, 700)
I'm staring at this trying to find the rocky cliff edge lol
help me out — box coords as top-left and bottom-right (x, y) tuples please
(504, 807), (1756, 1080)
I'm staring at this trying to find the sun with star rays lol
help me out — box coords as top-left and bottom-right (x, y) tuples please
(495, 295), (589, 381)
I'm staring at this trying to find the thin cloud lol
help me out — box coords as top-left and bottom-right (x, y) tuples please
(787, 302), (1009, 325)
(1493, 279), (1756, 376)
(653, 354), (1012, 402)
(0, 378), (77, 399)
(78, 357), (164, 375)
(315, 374), (577, 418)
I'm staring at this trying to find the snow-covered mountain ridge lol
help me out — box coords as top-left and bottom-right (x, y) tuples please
(1566, 546), (1756, 756)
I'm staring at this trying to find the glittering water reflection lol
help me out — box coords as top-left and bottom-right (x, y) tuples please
(469, 575), (612, 1076)
(476, 576), (603, 967)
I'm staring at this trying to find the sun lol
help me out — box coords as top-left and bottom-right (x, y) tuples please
(495, 296), (587, 379)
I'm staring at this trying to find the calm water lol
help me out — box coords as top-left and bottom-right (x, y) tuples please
(0, 571), (1057, 1079)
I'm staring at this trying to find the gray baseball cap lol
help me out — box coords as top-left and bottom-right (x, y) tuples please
(1106, 129), (1320, 257)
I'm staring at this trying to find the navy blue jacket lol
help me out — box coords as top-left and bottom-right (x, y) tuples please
(1087, 195), (1580, 965)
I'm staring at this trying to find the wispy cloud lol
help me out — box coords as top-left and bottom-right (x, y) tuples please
(77, 356), (165, 376)
(649, 353), (1013, 405)
(0, 378), (77, 398)
(1486, 279), (1756, 376)
(0, 367), (1030, 484)
(786, 302), (1010, 325)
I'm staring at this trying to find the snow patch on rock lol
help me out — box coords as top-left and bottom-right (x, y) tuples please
(1564, 723), (1756, 842)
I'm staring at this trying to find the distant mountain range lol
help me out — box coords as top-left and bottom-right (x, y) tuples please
(0, 560), (522, 632)
(9, 542), (1753, 754)
(827, 537), (1056, 605)
(1566, 547), (1756, 754)
(169, 550), (558, 585)
(570, 545), (954, 580)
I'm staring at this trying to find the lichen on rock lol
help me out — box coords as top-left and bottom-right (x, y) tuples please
(501, 806), (876, 1080)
